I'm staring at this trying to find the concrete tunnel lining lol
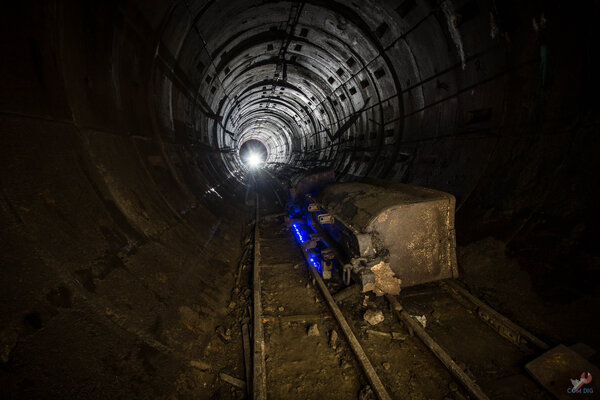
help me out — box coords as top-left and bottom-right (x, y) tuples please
(0, 0), (599, 398)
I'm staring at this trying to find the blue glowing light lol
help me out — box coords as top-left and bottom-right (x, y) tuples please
(309, 257), (322, 273)
(291, 221), (323, 273)
(292, 222), (309, 243)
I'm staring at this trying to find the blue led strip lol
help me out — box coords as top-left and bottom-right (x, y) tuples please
(291, 222), (322, 273)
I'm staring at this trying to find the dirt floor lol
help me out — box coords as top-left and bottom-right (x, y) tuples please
(110, 225), (600, 400)
(169, 220), (600, 400)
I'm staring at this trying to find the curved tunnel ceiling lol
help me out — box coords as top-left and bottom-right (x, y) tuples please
(156, 0), (440, 186)
(54, 0), (594, 234)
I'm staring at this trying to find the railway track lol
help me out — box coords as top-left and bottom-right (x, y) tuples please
(249, 188), (553, 400)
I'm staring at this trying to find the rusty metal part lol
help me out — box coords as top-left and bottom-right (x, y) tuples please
(440, 280), (549, 350)
(322, 259), (333, 280)
(306, 196), (376, 258)
(317, 213), (334, 224)
(317, 181), (458, 288)
(333, 284), (361, 303)
(262, 314), (332, 324)
(241, 323), (252, 398)
(252, 196), (267, 400)
(385, 295), (491, 400)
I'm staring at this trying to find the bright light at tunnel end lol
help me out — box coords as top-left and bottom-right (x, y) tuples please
(245, 152), (264, 169)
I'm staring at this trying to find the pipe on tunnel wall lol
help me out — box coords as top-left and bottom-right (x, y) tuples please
(0, 0), (598, 398)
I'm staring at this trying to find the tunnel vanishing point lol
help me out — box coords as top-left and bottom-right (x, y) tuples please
(0, 0), (599, 399)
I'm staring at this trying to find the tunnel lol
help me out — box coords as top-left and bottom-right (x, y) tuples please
(0, 0), (598, 398)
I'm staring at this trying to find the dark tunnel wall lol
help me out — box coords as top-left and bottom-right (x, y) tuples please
(1, 1), (250, 397)
(1, 0), (599, 398)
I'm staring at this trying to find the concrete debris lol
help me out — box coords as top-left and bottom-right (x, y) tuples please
(359, 385), (376, 400)
(366, 329), (390, 338)
(363, 309), (384, 326)
(189, 360), (210, 370)
(412, 315), (427, 328)
(329, 329), (338, 349)
(382, 362), (391, 371)
(363, 295), (369, 307)
(369, 261), (402, 296)
(216, 326), (232, 342)
(307, 324), (320, 336)
(219, 372), (246, 390)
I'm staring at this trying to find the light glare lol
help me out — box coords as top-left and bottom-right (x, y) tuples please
(246, 152), (263, 168)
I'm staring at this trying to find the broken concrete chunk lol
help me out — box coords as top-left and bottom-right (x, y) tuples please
(189, 360), (210, 370)
(370, 261), (402, 296)
(363, 309), (384, 326)
(216, 326), (232, 342)
(307, 324), (320, 336)
(412, 315), (427, 328)
(329, 329), (339, 349)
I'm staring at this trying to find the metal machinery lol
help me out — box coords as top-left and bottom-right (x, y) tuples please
(286, 170), (458, 296)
